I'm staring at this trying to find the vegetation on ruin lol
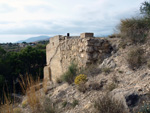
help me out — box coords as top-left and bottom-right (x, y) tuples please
(61, 62), (78, 84)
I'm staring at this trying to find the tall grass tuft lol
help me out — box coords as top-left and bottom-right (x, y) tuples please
(0, 74), (55, 113)
(94, 93), (126, 113)
(0, 91), (13, 113)
(127, 48), (145, 69)
(18, 74), (42, 111)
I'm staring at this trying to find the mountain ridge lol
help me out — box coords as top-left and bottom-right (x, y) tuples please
(17, 36), (50, 43)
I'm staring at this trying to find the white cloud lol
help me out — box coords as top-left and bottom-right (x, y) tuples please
(0, 0), (146, 42)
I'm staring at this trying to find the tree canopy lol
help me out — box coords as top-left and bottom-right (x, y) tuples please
(140, 1), (150, 17)
(0, 45), (46, 99)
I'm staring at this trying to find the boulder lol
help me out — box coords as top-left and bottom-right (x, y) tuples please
(111, 88), (140, 110)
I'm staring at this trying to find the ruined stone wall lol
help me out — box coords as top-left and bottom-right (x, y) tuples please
(44, 35), (63, 81)
(44, 33), (113, 82)
(59, 37), (86, 73)
(59, 37), (112, 74)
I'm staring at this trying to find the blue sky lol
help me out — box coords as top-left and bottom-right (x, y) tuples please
(0, 0), (145, 42)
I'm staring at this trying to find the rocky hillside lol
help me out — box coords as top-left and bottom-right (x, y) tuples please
(5, 36), (150, 113)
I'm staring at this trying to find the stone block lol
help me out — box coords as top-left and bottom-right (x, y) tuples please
(80, 33), (94, 38)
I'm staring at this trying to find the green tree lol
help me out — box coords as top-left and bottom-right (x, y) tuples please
(140, 1), (150, 17)
(0, 45), (46, 100)
(0, 46), (6, 56)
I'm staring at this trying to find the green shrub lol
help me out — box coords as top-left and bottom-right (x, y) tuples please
(119, 17), (150, 44)
(61, 62), (78, 84)
(127, 48), (145, 69)
(94, 93), (126, 113)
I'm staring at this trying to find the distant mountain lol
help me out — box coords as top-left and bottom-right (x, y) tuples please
(17, 36), (50, 43)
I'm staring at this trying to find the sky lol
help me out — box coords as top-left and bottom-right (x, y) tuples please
(0, 0), (145, 43)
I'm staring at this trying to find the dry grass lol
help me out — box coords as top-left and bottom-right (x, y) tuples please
(42, 97), (56, 113)
(89, 82), (101, 90)
(109, 33), (121, 38)
(101, 67), (111, 74)
(94, 93), (126, 113)
(0, 74), (53, 113)
(119, 41), (126, 49)
(0, 92), (13, 113)
(13, 107), (22, 113)
(106, 82), (118, 92)
(77, 83), (87, 93)
(127, 48), (145, 69)
(18, 75), (42, 112)
(22, 99), (28, 108)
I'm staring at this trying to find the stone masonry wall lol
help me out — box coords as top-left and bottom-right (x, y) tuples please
(59, 37), (112, 74)
(44, 33), (113, 82)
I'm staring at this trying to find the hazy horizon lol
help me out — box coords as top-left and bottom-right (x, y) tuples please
(0, 34), (51, 43)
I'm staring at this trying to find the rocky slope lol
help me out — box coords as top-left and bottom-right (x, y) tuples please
(14, 37), (150, 113)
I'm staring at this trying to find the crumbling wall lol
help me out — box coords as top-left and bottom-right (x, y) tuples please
(45, 35), (63, 81)
(44, 33), (113, 82)
(59, 37), (112, 74)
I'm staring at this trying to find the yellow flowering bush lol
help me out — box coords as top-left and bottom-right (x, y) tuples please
(74, 74), (87, 85)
